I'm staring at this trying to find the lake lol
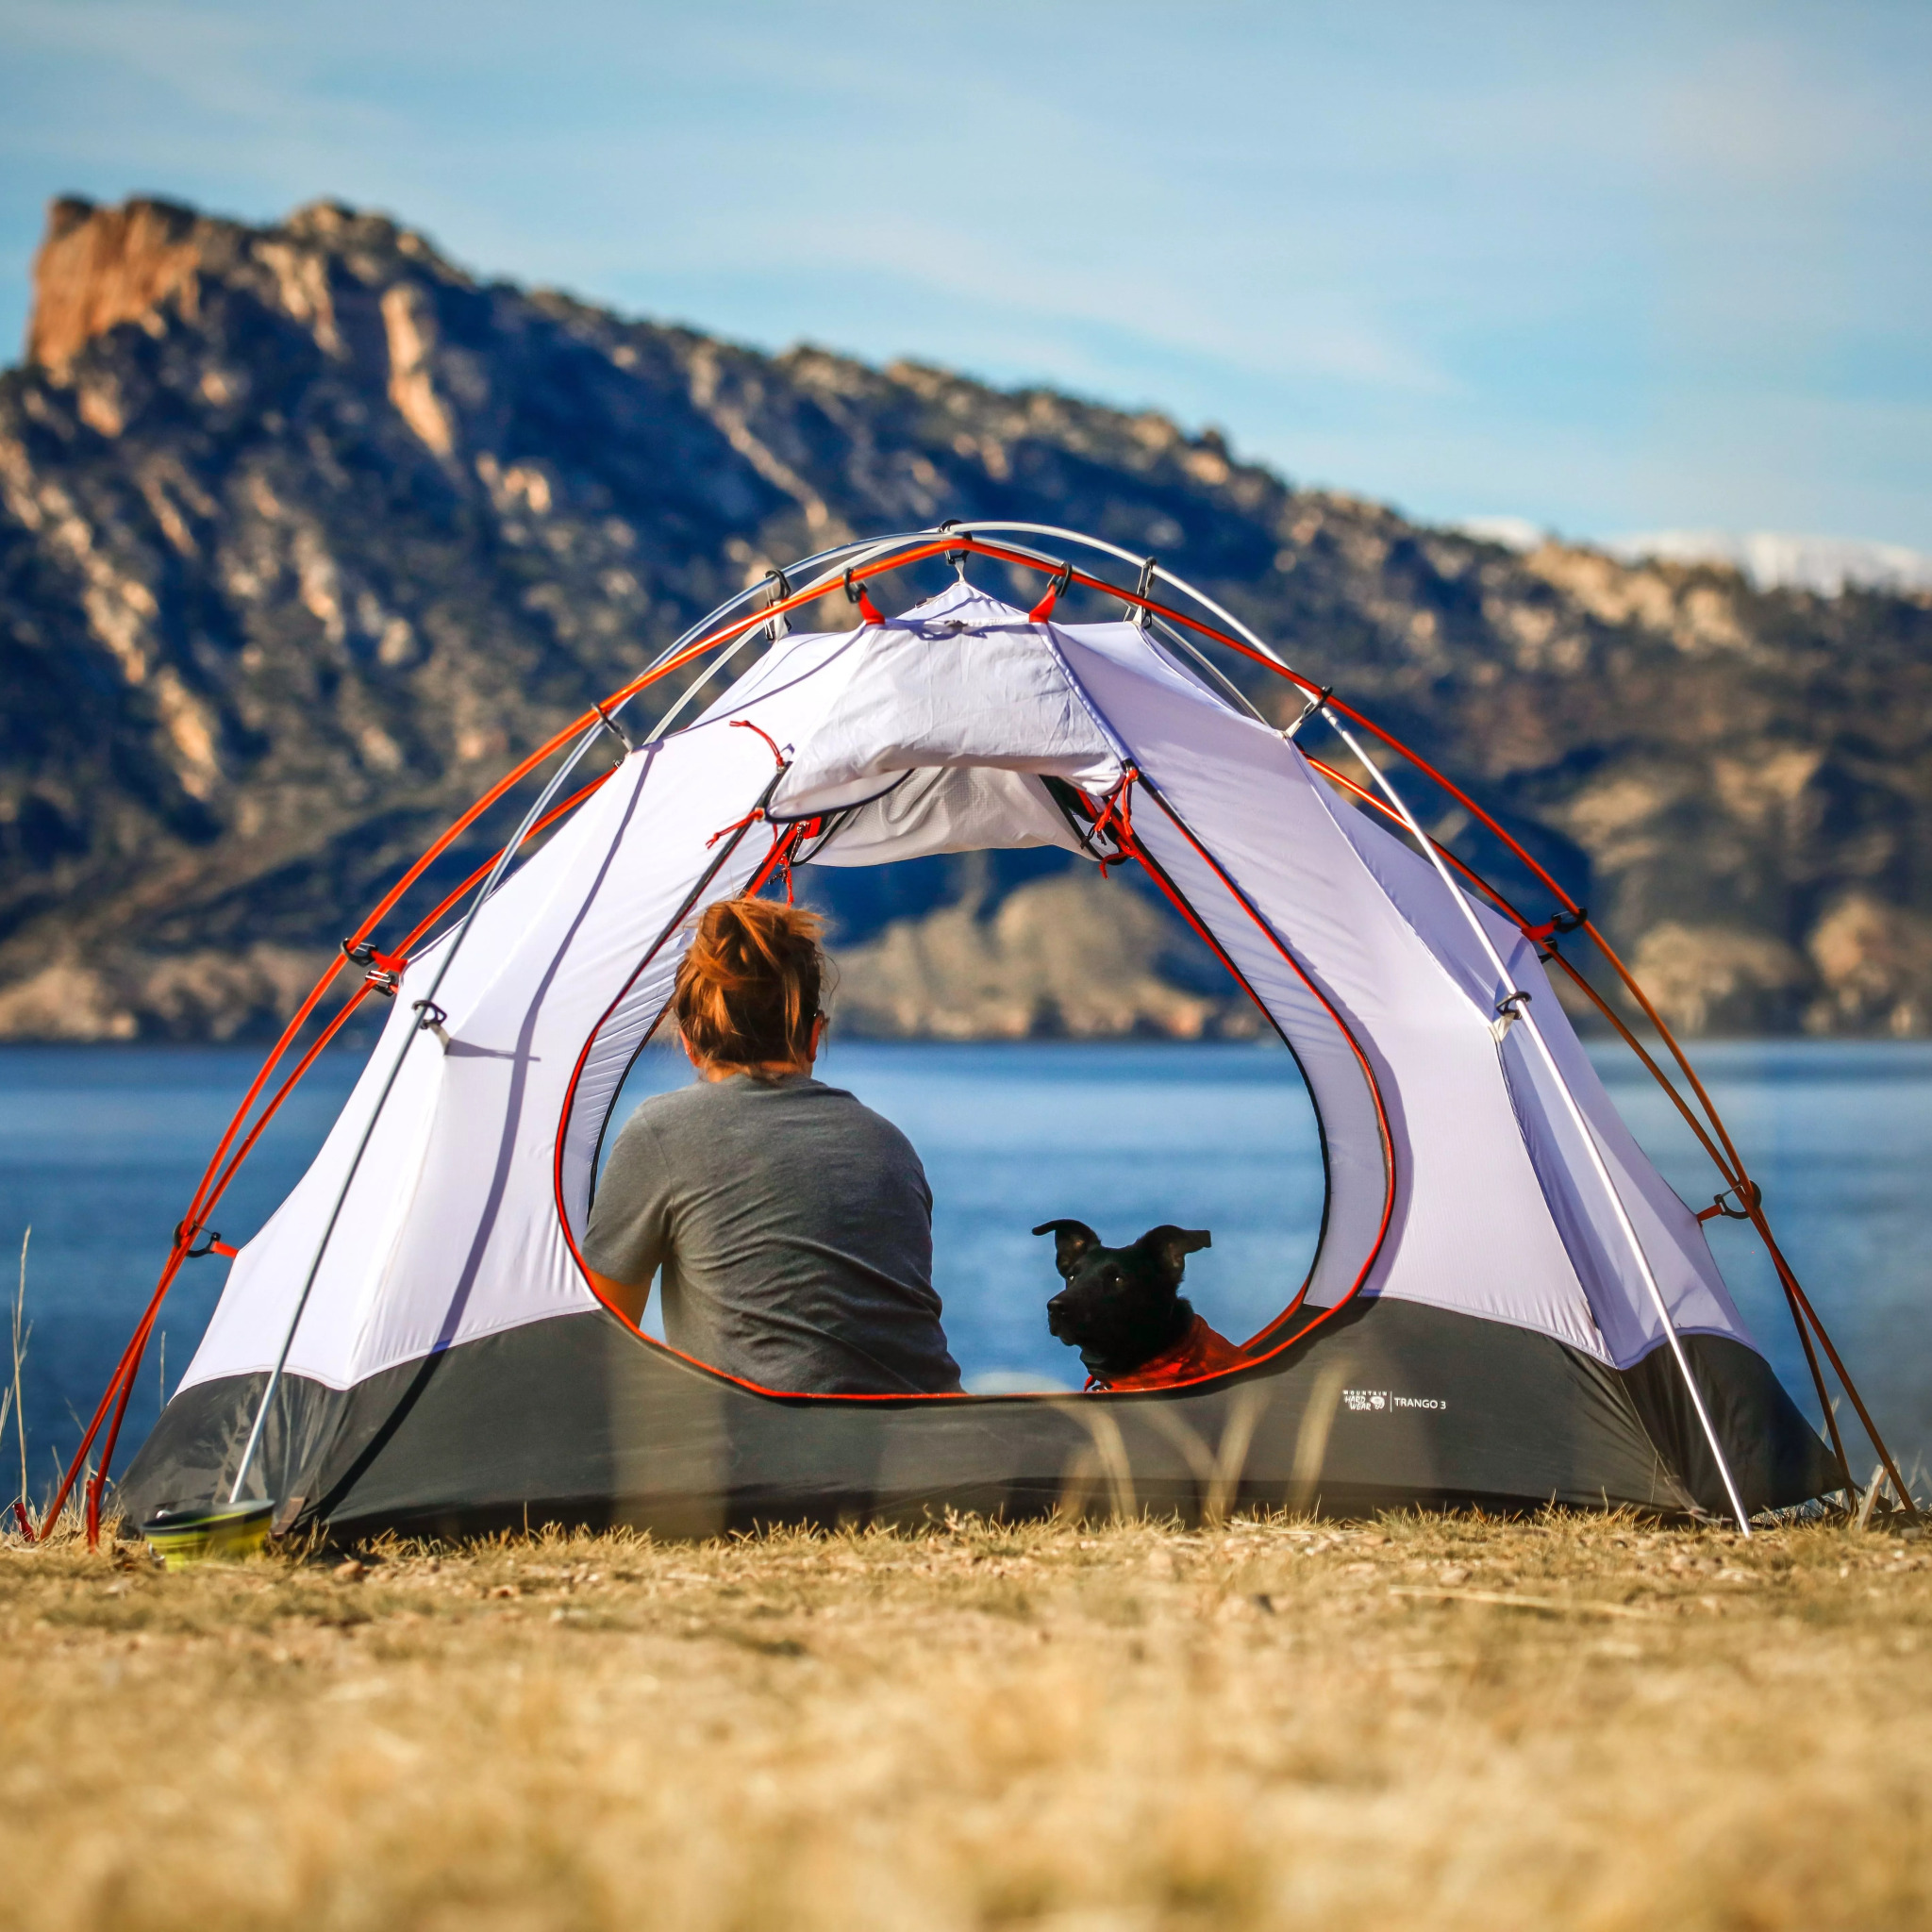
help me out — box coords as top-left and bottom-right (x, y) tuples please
(1, 1038), (1926, 1505)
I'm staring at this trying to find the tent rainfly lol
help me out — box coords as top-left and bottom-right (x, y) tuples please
(50, 525), (1904, 1544)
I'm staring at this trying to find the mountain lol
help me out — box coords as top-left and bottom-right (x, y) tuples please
(5, 193), (1932, 1042)
(1462, 520), (1932, 600)
(1607, 532), (1932, 600)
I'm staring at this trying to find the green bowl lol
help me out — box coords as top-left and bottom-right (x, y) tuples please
(142, 1501), (275, 1568)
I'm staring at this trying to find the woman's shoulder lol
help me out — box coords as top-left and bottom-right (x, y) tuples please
(802, 1081), (925, 1163)
(615, 1074), (846, 1129)
(609, 1079), (724, 1143)
(620, 1074), (913, 1146)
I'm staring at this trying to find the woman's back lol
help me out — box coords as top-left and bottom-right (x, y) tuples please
(587, 1072), (959, 1394)
(581, 893), (959, 1393)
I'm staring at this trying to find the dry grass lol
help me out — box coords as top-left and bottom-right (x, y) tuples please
(3, 1509), (1930, 1931)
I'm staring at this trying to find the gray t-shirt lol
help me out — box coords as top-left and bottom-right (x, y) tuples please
(582, 1073), (961, 1396)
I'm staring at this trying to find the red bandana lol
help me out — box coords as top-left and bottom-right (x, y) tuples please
(1090, 1313), (1247, 1392)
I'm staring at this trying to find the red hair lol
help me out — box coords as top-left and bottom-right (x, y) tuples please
(673, 896), (827, 1072)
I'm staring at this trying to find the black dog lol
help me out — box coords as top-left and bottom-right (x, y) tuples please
(1033, 1220), (1241, 1390)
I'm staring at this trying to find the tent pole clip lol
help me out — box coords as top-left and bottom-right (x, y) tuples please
(174, 1221), (235, 1259)
(341, 937), (404, 997)
(844, 569), (885, 624)
(1524, 905), (1590, 959)
(938, 519), (971, 578)
(1282, 684), (1333, 742)
(1697, 1181), (1763, 1223)
(762, 568), (793, 640)
(1130, 554), (1158, 627)
(1028, 562), (1073, 625)
(592, 701), (635, 757)
(412, 999), (452, 1048)
(1491, 989), (1532, 1041)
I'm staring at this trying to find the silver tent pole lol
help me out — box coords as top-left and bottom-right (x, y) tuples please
(226, 518), (1751, 1525)
(1304, 714), (1755, 1536)
(226, 718), (607, 1505)
(224, 541), (887, 1507)
(945, 523), (1756, 1532)
(1099, 536), (1754, 1532)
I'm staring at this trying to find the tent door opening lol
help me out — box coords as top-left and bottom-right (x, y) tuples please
(586, 773), (1331, 1396)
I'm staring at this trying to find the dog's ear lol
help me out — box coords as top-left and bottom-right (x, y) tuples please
(1032, 1220), (1101, 1278)
(1138, 1225), (1211, 1287)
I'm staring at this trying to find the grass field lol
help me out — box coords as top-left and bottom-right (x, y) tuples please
(3, 1508), (1929, 1931)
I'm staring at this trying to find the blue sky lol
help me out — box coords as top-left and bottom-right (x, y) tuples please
(3, 0), (1928, 548)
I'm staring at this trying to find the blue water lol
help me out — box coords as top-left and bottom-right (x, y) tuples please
(1, 1039), (1926, 1504)
(604, 1041), (1330, 1380)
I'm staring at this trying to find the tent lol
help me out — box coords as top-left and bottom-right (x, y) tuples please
(63, 525), (1890, 1541)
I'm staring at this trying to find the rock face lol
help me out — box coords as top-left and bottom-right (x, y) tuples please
(833, 874), (1261, 1041)
(27, 197), (216, 373)
(5, 192), (1932, 1041)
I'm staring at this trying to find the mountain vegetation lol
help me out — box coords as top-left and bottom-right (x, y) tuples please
(5, 193), (1932, 1041)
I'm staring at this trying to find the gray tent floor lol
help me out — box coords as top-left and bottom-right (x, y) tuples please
(119, 1296), (1841, 1541)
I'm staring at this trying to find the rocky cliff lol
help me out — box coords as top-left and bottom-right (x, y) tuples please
(5, 193), (1932, 1041)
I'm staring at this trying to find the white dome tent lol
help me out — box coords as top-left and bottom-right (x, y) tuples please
(50, 525), (1892, 1543)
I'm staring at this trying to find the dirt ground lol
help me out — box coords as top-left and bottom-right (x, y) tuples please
(3, 1508), (1929, 1932)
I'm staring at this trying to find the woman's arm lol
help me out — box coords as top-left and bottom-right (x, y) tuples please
(585, 1266), (650, 1325)
(582, 1112), (669, 1327)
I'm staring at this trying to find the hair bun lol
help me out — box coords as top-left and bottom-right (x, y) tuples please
(673, 896), (828, 1073)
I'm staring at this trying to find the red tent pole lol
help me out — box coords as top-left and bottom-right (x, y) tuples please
(1305, 752), (1855, 1491)
(59, 524), (1909, 1536)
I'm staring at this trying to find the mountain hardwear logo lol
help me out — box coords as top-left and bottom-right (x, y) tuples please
(1341, 1390), (1447, 1414)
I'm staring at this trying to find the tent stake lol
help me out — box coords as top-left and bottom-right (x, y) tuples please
(1855, 1464), (1890, 1531)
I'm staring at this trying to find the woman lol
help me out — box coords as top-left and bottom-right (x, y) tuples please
(583, 896), (961, 1395)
